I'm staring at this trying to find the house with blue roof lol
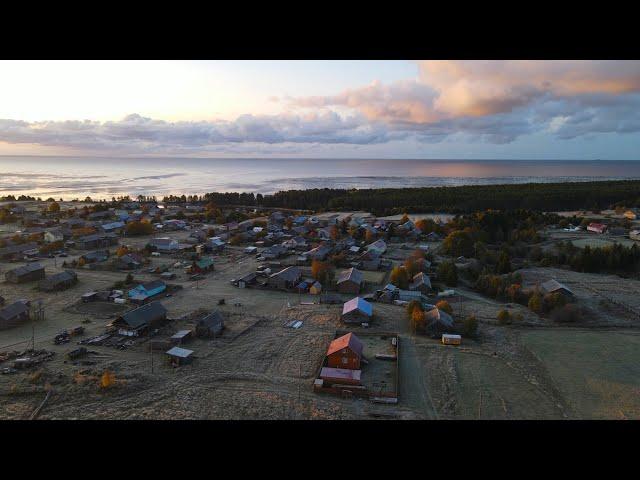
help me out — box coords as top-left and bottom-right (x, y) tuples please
(128, 280), (167, 303)
(341, 296), (373, 325)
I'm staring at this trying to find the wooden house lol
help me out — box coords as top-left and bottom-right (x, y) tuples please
(336, 267), (364, 295)
(5, 263), (45, 284)
(326, 332), (364, 370)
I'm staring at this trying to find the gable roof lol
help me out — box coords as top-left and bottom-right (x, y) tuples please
(337, 267), (363, 285)
(327, 332), (364, 358)
(540, 279), (574, 295)
(424, 307), (454, 329)
(0, 301), (29, 322)
(119, 302), (167, 328)
(8, 263), (44, 277)
(197, 311), (225, 328)
(269, 266), (301, 281)
(342, 296), (373, 317)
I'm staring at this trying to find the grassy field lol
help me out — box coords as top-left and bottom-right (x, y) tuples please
(571, 237), (636, 248)
(361, 270), (387, 285)
(521, 330), (640, 419)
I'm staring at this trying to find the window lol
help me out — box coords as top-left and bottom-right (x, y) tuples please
(342, 357), (348, 365)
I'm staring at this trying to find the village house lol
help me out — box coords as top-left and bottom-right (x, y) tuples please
(356, 250), (381, 271)
(39, 270), (78, 292)
(80, 250), (109, 264)
(77, 233), (118, 249)
(303, 244), (332, 262)
(189, 257), (214, 274)
(195, 311), (225, 338)
(341, 296), (373, 325)
(0, 242), (39, 261)
(261, 244), (288, 260)
(207, 237), (225, 252)
(5, 263), (45, 284)
(539, 279), (575, 299)
(424, 307), (454, 333)
(336, 267), (364, 295)
(128, 280), (167, 303)
(0, 301), (30, 330)
(366, 239), (387, 255)
(236, 272), (258, 288)
(149, 237), (180, 252)
(326, 332), (364, 370)
(113, 253), (142, 270)
(268, 266), (302, 290)
(44, 228), (65, 244)
(409, 272), (432, 294)
(309, 281), (322, 295)
(112, 301), (167, 336)
(587, 222), (607, 234)
(99, 221), (126, 235)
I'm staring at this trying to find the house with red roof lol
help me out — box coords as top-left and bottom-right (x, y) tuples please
(587, 222), (607, 234)
(326, 332), (364, 370)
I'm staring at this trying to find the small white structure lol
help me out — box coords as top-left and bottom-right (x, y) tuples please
(442, 334), (462, 345)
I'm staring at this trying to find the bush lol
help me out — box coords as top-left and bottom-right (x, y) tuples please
(462, 314), (478, 337)
(125, 221), (153, 236)
(437, 260), (458, 287)
(390, 266), (410, 289)
(435, 300), (453, 315)
(406, 300), (423, 318)
(528, 292), (543, 314)
(497, 309), (512, 325)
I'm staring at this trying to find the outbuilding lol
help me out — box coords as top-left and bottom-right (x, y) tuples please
(166, 346), (194, 366)
(5, 263), (45, 284)
(195, 311), (225, 338)
(39, 270), (77, 292)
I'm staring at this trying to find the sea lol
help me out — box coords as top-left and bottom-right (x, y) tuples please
(1, 157), (640, 200)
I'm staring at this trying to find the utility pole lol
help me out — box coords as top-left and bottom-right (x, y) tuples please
(150, 343), (154, 373)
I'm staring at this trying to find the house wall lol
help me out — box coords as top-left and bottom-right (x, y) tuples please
(6, 269), (45, 284)
(327, 348), (360, 370)
(342, 310), (369, 324)
(338, 281), (360, 295)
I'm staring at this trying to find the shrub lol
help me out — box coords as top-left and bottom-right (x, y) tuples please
(125, 221), (153, 236)
(462, 314), (478, 337)
(437, 260), (458, 287)
(497, 309), (512, 325)
(436, 300), (453, 315)
(390, 266), (410, 289)
(528, 292), (543, 314)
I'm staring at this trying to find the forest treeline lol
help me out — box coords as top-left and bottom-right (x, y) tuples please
(179, 180), (640, 214)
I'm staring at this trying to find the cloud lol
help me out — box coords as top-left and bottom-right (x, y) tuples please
(0, 112), (404, 154)
(288, 60), (640, 143)
(1, 61), (640, 153)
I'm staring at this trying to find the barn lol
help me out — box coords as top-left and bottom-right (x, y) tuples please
(5, 263), (45, 284)
(540, 279), (574, 299)
(195, 311), (225, 338)
(39, 270), (78, 292)
(326, 332), (364, 370)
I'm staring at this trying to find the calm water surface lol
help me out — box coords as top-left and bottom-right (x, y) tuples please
(1, 157), (639, 200)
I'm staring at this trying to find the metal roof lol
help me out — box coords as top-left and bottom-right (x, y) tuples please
(119, 302), (167, 328)
(166, 346), (194, 358)
(327, 332), (364, 358)
(541, 279), (574, 295)
(342, 297), (373, 317)
(8, 262), (44, 277)
(337, 267), (363, 285)
(0, 301), (29, 322)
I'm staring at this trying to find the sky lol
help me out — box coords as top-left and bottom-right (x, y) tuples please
(0, 60), (639, 159)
